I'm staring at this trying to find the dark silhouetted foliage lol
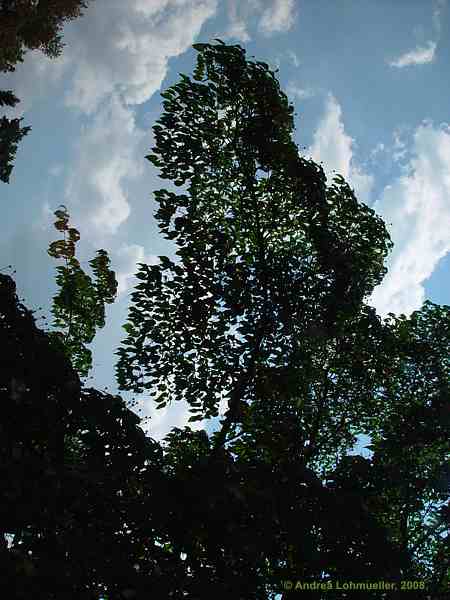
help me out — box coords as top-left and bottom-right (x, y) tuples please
(0, 113), (30, 183)
(0, 272), (171, 599)
(0, 0), (91, 73)
(1, 40), (449, 599)
(115, 41), (449, 598)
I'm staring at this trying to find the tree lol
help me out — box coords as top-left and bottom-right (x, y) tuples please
(2, 39), (449, 599)
(0, 90), (30, 183)
(115, 40), (449, 597)
(47, 204), (118, 378)
(0, 0), (93, 183)
(0, 271), (171, 600)
(356, 302), (450, 596)
(116, 41), (391, 419)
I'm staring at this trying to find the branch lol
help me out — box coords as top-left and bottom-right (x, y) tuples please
(211, 142), (272, 456)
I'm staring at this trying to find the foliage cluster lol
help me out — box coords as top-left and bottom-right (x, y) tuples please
(47, 205), (117, 377)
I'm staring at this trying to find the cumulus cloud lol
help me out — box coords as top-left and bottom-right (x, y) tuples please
(368, 122), (450, 317)
(307, 94), (374, 205)
(0, 50), (69, 118)
(258, 0), (297, 35)
(54, 0), (218, 236)
(64, 0), (217, 115)
(64, 95), (146, 236)
(388, 41), (437, 68)
(114, 243), (159, 297)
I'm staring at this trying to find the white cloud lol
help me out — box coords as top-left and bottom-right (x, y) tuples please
(218, 396), (228, 416)
(223, 0), (251, 41)
(307, 94), (374, 205)
(286, 82), (314, 101)
(114, 244), (159, 297)
(369, 122), (450, 317)
(258, 0), (297, 35)
(138, 383), (230, 441)
(0, 50), (69, 118)
(348, 165), (374, 207)
(63, 0), (217, 115)
(388, 41), (436, 68)
(6, 1), (218, 242)
(139, 398), (205, 441)
(370, 142), (385, 160)
(225, 20), (251, 42)
(64, 95), (146, 236)
(392, 128), (409, 163)
(57, 0), (219, 238)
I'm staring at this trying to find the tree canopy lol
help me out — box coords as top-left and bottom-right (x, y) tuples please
(0, 271), (169, 599)
(0, 0), (91, 73)
(1, 40), (449, 599)
(113, 41), (449, 597)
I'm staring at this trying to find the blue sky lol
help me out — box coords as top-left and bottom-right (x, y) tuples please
(1, 0), (449, 441)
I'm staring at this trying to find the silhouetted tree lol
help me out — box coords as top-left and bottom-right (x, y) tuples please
(0, 90), (30, 182)
(1, 40), (449, 599)
(115, 41), (449, 598)
(0, 271), (170, 599)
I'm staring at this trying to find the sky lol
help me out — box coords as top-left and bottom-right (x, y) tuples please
(1, 0), (449, 443)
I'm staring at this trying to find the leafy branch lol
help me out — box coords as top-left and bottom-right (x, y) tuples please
(47, 205), (118, 378)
